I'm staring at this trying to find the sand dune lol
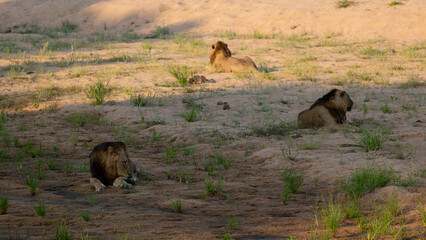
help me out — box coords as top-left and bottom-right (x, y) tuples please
(1, 0), (425, 41)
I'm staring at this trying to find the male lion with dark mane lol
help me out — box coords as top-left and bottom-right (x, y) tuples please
(89, 142), (137, 191)
(210, 41), (258, 73)
(298, 89), (353, 130)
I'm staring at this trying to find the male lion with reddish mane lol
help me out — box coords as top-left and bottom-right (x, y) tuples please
(210, 41), (258, 73)
(89, 142), (138, 191)
(298, 89), (353, 130)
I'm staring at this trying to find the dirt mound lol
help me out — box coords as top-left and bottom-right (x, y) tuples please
(361, 186), (425, 208)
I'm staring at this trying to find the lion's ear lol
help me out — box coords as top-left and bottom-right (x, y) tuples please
(107, 146), (114, 153)
(212, 44), (215, 49)
(340, 91), (346, 97)
(225, 44), (228, 47)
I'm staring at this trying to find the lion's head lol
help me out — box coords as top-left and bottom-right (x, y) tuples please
(90, 142), (132, 185)
(210, 41), (232, 64)
(311, 89), (353, 123)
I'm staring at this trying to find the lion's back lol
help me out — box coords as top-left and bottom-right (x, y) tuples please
(223, 57), (258, 73)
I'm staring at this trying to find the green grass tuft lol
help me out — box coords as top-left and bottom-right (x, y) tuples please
(321, 199), (342, 236)
(59, 20), (78, 33)
(34, 199), (46, 217)
(170, 198), (182, 213)
(358, 127), (390, 152)
(218, 30), (238, 39)
(0, 194), (8, 214)
(182, 107), (201, 122)
(340, 165), (395, 199)
(417, 200), (426, 226)
(251, 30), (274, 39)
(388, 1), (403, 7)
(64, 111), (110, 126)
(55, 222), (71, 240)
(342, 200), (361, 219)
(86, 193), (96, 206)
(167, 65), (194, 86)
(85, 80), (113, 106)
(335, 0), (355, 8)
(79, 210), (91, 221)
(280, 185), (293, 205)
(25, 175), (38, 196)
(280, 167), (304, 193)
(150, 26), (172, 39)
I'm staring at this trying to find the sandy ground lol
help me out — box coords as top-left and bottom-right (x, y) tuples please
(0, 0), (426, 41)
(0, 0), (425, 239)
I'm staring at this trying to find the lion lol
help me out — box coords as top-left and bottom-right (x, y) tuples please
(89, 142), (135, 191)
(298, 89), (353, 129)
(210, 41), (258, 73)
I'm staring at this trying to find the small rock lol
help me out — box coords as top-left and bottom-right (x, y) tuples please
(188, 75), (216, 84)
(291, 133), (302, 138)
(217, 101), (224, 105)
(182, 99), (193, 107)
(344, 149), (356, 154)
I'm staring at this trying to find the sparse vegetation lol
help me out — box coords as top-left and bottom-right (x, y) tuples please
(150, 26), (172, 39)
(64, 111), (109, 126)
(55, 221), (71, 240)
(85, 79), (113, 105)
(358, 46), (386, 58)
(380, 104), (392, 114)
(388, 1), (403, 7)
(385, 195), (400, 217)
(218, 30), (238, 39)
(297, 137), (321, 150)
(23, 139), (43, 158)
(182, 106), (201, 122)
(417, 200), (426, 226)
(399, 73), (425, 89)
(164, 146), (176, 164)
(79, 210), (91, 221)
(280, 167), (304, 193)
(64, 162), (73, 173)
(281, 185), (292, 205)
(365, 206), (393, 239)
(358, 127), (390, 152)
(0, 194), (8, 214)
(204, 178), (223, 197)
(250, 120), (296, 137)
(34, 199), (46, 217)
(321, 199), (342, 236)
(391, 143), (417, 160)
(0, 6), (425, 239)
(167, 65), (194, 86)
(35, 158), (46, 180)
(251, 30), (274, 39)
(170, 197), (182, 213)
(86, 193), (96, 206)
(130, 92), (155, 107)
(25, 175), (38, 196)
(336, 0), (354, 8)
(342, 200), (361, 219)
(281, 143), (299, 161)
(340, 165), (395, 199)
